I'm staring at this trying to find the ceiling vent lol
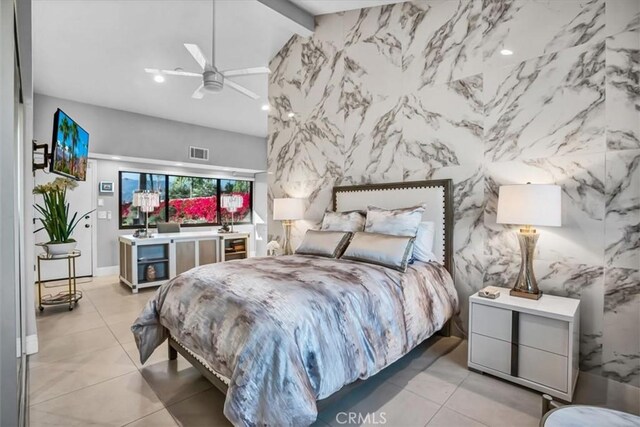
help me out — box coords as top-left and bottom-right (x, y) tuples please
(189, 146), (209, 161)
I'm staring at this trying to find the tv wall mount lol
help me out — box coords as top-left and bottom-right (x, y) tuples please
(32, 139), (51, 173)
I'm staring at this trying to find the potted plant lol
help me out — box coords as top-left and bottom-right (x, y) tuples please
(33, 177), (94, 256)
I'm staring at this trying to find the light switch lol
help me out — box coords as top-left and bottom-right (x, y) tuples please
(97, 211), (107, 220)
(98, 198), (105, 207)
(107, 211), (112, 220)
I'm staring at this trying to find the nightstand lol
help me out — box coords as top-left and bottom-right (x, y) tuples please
(468, 288), (580, 401)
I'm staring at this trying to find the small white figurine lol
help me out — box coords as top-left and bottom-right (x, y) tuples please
(266, 240), (281, 256)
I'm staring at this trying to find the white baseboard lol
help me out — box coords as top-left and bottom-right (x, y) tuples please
(16, 334), (39, 357)
(95, 265), (119, 277)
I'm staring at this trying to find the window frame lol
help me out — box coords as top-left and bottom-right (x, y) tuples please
(118, 171), (253, 230)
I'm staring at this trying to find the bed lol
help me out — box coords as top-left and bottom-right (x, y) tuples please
(132, 179), (458, 426)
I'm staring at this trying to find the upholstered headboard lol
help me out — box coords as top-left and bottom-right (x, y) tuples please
(332, 180), (454, 275)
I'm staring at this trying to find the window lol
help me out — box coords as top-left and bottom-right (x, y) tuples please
(168, 176), (218, 224)
(118, 171), (252, 229)
(119, 172), (166, 227)
(220, 179), (252, 224)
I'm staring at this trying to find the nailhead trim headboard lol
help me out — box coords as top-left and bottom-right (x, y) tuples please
(332, 180), (454, 276)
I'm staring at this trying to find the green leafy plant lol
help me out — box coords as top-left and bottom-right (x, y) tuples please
(33, 177), (94, 244)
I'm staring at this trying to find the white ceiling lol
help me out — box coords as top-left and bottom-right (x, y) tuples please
(33, 1), (405, 138)
(290, 0), (405, 16)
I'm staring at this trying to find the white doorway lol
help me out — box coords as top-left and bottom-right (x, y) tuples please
(34, 160), (97, 281)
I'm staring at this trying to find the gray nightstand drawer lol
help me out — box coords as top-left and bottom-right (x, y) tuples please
(470, 333), (511, 374)
(471, 303), (511, 341)
(518, 345), (568, 392)
(519, 313), (569, 356)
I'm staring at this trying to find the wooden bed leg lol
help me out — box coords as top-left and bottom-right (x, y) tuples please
(168, 341), (178, 360)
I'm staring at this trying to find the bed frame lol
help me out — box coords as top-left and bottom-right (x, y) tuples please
(168, 179), (455, 404)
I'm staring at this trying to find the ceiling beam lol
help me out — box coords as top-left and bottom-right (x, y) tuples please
(256, 0), (314, 37)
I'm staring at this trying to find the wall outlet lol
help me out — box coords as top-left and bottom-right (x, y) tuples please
(98, 198), (105, 207)
(97, 211), (107, 220)
(107, 211), (112, 220)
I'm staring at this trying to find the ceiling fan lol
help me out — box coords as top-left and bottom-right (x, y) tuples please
(144, 0), (270, 100)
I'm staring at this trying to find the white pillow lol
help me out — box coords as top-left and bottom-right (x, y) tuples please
(413, 221), (436, 262)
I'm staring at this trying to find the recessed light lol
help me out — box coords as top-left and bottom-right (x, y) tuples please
(154, 74), (165, 83)
(287, 112), (295, 118)
(500, 49), (514, 56)
(111, 156), (121, 160)
(176, 163), (183, 166)
(261, 104), (270, 111)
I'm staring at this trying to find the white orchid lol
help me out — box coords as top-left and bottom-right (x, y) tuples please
(266, 240), (281, 255)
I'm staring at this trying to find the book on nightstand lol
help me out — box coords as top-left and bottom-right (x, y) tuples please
(478, 286), (501, 299)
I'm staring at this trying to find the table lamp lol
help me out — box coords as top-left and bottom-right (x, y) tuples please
(273, 198), (304, 255)
(221, 194), (244, 232)
(132, 190), (160, 238)
(496, 183), (561, 299)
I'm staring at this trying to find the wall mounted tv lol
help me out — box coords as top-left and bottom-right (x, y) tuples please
(50, 109), (90, 181)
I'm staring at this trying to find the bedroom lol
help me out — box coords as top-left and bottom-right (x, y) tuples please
(0, 0), (638, 426)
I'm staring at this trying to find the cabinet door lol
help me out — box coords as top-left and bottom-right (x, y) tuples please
(471, 303), (512, 341)
(198, 240), (218, 265)
(470, 333), (511, 374)
(176, 241), (196, 275)
(519, 345), (568, 392)
(519, 313), (569, 356)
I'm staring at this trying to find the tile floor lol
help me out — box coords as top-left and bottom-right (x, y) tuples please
(29, 276), (640, 426)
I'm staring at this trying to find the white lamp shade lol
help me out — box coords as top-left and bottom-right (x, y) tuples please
(273, 198), (304, 221)
(132, 191), (160, 213)
(496, 184), (561, 227)
(221, 194), (244, 212)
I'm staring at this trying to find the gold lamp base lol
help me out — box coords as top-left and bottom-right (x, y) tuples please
(511, 226), (543, 300)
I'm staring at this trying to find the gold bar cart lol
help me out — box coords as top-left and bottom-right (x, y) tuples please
(37, 250), (83, 311)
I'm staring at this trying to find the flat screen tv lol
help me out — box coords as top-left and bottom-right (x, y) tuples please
(50, 109), (90, 181)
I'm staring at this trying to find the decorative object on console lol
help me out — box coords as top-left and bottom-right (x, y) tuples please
(33, 177), (94, 255)
(273, 198), (304, 255)
(497, 184), (561, 300)
(221, 194), (244, 233)
(132, 190), (160, 239)
(266, 240), (281, 256)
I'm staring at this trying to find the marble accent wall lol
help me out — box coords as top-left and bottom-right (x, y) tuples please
(268, 0), (640, 387)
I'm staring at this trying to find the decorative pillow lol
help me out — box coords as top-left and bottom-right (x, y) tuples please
(321, 210), (366, 232)
(413, 221), (437, 262)
(364, 205), (425, 237)
(295, 230), (352, 258)
(341, 232), (415, 272)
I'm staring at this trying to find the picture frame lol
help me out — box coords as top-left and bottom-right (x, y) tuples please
(99, 181), (114, 193)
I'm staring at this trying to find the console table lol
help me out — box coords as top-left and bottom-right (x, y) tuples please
(118, 231), (249, 293)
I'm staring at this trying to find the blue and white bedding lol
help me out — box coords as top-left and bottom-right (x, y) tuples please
(132, 255), (458, 426)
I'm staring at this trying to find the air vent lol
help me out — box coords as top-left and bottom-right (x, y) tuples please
(189, 146), (209, 161)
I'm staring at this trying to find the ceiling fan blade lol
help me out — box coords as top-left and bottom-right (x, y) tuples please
(184, 43), (208, 70)
(225, 79), (260, 100)
(144, 68), (201, 77)
(192, 84), (205, 99)
(162, 69), (202, 77)
(221, 66), (271, 77)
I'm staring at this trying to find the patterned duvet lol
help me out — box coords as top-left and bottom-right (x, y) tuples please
(132, 255), (458, 426)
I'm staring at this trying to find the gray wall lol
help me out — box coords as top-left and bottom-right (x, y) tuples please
(94, 159), (259, 268)
(33, 94), (268, 269)
(268, 1), (639, 387)
(1, 0), (19, 424)
(34, 94), (267, 171)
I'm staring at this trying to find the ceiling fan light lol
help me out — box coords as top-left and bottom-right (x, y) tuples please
(153, 74), (165, 83)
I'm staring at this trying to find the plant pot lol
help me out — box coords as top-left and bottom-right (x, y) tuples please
(44, 241), (77, 256)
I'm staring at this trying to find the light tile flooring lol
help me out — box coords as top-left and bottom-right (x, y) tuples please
(29, 276), (640, 426)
